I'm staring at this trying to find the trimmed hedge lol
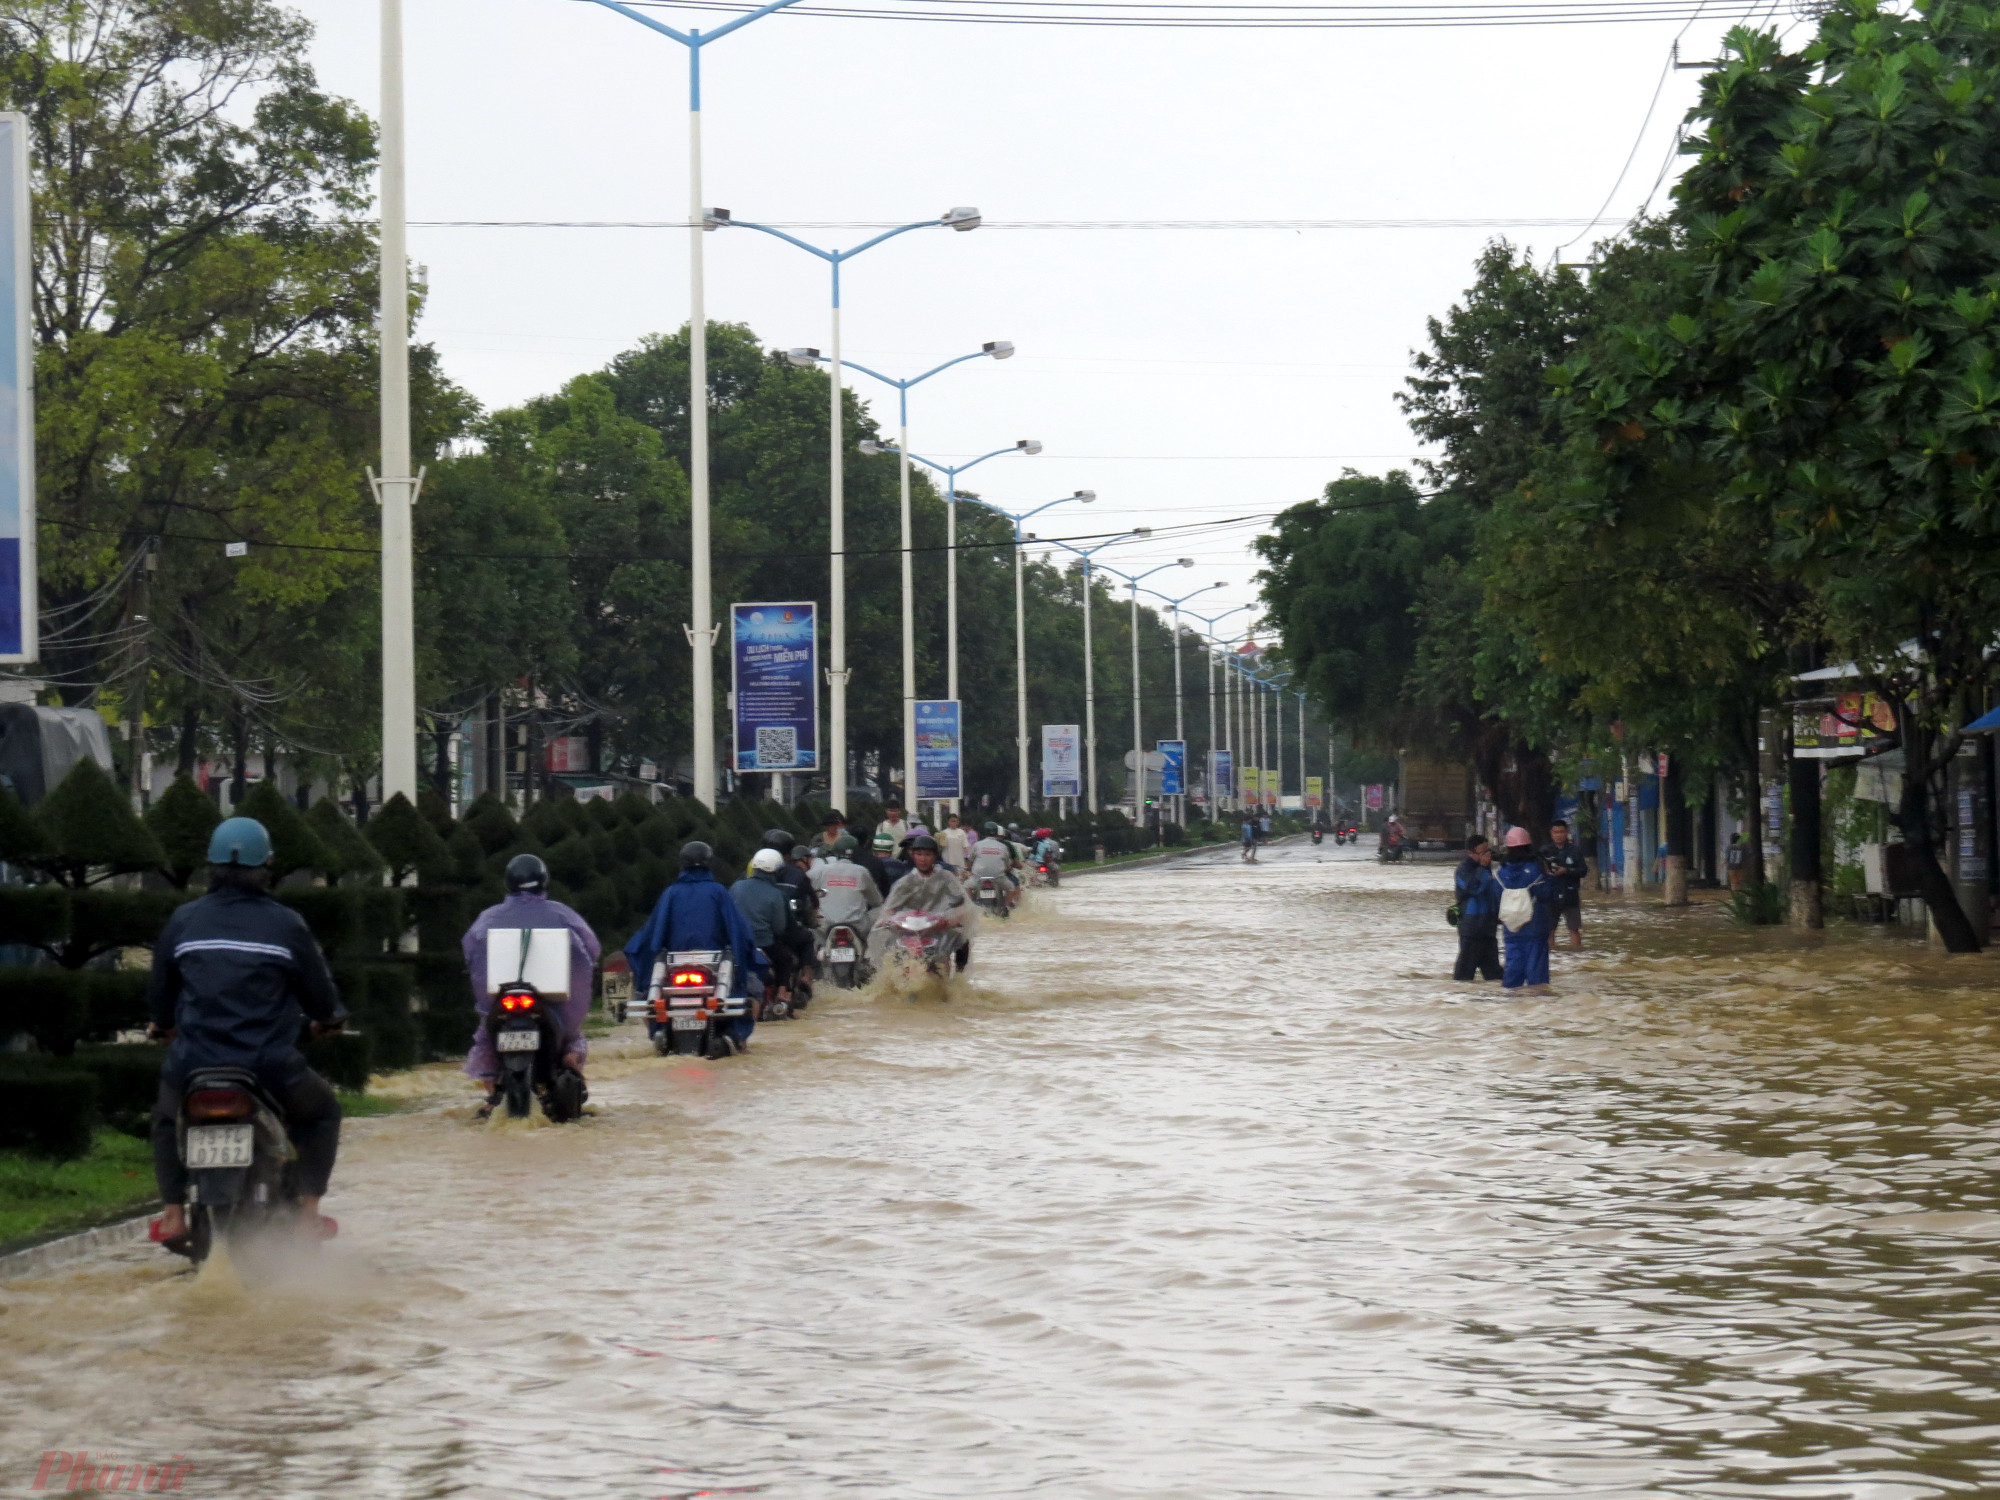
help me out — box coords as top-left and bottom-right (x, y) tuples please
(304, 1029), (373, 1092)
(0, 1054), (97, 1158)
(69, 1043), (162, 1137)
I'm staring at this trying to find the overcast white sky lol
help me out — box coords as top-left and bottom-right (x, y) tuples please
(295, 0), (1788, 639)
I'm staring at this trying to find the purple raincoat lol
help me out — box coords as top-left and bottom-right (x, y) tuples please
(462, 892), (600, 1081)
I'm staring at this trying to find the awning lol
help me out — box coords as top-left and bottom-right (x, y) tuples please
(1965, 705), (2000, 734)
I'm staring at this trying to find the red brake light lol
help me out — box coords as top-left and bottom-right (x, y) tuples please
(670, 968), (712, 988)
(187, 1089), (254, 1121)
(499, 991), (535, 1012)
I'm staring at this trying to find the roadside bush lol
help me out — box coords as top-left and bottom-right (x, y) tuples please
(236, 781), (329, 880)
(0, 1054), (96, 1158)
(69, 1043), (162, 1137)
(82, 970), (150, 1040)
(304, 796), (384, 884)
(0, 886), (68, 948)
(30, 758), (165, 886)
(1728, 881), (1786, 927)
(303, 1029), (373, 1092)
(145, 775), (219, 887)
(0, 968), (89, 1053)
(279, 888), (361, 954)
(364, 794), (449, 885)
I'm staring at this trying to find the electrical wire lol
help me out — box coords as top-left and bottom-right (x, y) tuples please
(582, 0), (1772, 25)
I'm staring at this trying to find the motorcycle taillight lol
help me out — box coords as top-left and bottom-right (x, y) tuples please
(670, 968), (714, 989)
(187, 1088), (254, 1121)
(499, 989), (536, 1012)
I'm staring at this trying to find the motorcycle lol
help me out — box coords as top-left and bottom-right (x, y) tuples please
(880, 908), (967, 978)
(1377, 834), (1406, 864)
(1334, 821), (1358, 846)
(970, 874), (1010, 920)
(486, 981), (588, 1121)
(641, 949), (745, 1059)
(175, 1068), (315, 1270)
(1037, 858), (1061, 888)
(1310, 827), (1324, 846)
(820, 922), (872, 989)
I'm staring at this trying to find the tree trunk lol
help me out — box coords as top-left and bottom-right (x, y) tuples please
(485, 692), (503, 802)
(351, 769), (371, 826)
(1898, 737), (1980, 952)
(176, 703), (200, 778)
(1743, 752), (1766, 891)
(229, 710), (249, 808)
(1663, 755), (1689, 906)
(432, 719), (452, 802)
(1789, 740), (1824, 929)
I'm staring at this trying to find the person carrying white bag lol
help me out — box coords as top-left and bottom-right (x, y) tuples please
(1492, 827), (1558, 993)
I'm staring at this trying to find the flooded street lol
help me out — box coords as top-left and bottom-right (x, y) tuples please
(8, 840), (2000, 1498)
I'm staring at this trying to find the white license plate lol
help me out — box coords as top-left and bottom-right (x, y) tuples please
(670, 1015), (707, 1031)
(185, 1123), (254, 1169)
(496, 1030), (540, 1053)
(830, 947), (856, 961)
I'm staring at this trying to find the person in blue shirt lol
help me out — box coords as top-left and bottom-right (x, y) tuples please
(624, 841), (768, 1051)
(1452, 835), (1502, 982)
(1493, 826), (1559, 992)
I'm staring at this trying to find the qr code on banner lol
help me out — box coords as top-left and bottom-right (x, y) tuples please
(756, 726), (798, 769)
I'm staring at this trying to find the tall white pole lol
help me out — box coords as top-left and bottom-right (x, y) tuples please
(945, 477), (958, 817)
(899, 419), (916, 816)
(378, 0), (417, 805)
(828, 292), (847, 809)
(1014, 531), (1029, 812)
(1082, 561), (1098, 814)
(1171, 606), (1185, 825)
(1129, 583), (1142, 824)
(1205, 644), (1217, 820)
(688, 69), (717, 807)
(1297, 693), (1306, 821)
(1223, 660), (1234, 811)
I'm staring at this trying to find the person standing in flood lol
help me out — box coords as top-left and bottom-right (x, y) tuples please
(1494, 826), (1558, 993)
(1452, 835), (1501, 983)
(1543, 819), (1588, 949)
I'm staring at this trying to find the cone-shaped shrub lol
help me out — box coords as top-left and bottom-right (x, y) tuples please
(522, 799), (572, 846)
(32, 757), (164, 886)
(145, 775), (219, 887)
(304, 796), (384, 884)
(462, 792), (518, 853)
(237, 780), (331, 881)
(614, 790), (657, 826)
(0, 783), (50, 863)
(363, 793), (449, 885)
(446, 824), (484, 885)
(586, 797), (620, 832)
(417, 787), (456, 834)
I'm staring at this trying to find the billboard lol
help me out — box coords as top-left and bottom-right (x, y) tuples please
(1241, 766), (1257, 808)
(1365, 783), (1384, 811)
(1211, 749), (1233, 800)
(731, 602), (818, 771)
(915, 699), (961, 800)
(1265, 769), (1280, 807)
(0, 115), (32, 662)
(1157, 739), (1185, 797)
(1041, 723), (1081, 798)
(1305, 775), (1323, 809)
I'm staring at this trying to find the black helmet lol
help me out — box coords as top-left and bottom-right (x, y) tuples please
(679, 840), (713, 869)
(908, 834), (941, 853)
(790, 845), (812, 862)
(505, 853), (549, 894)
(763, 828), (794, 853)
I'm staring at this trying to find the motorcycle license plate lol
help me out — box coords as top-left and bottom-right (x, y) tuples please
(185, 1123), (254, 1169)
(670, 1015), (707, 1031)
(496, 1030), (539, 1053)
(830, 947), (855, 961)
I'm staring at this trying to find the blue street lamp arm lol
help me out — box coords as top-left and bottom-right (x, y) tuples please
(722, 215), (941, 265)
(582, 0), (807, 48)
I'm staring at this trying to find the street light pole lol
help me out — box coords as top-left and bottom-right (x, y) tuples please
(377, 0), (416, 805)
(736, 211), (980, 805)
(1104, 559), (1193, 824)
(966, 492), (1095, 811)
(1144, 583), (1225, 824)
(581, 0), (808, 807)
(1183, 604), (1248, 819)
(1049, 531), (1151, 815)
(845, 349), (1021, 814)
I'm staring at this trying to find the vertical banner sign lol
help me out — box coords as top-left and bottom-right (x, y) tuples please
(1305, 775), (1323, 809)
(1157, 740), (1185, 797)
(1211, 749), (1233, 800)
(1365, 783), (1384, 811)
(0, 115), (31, 663)
(1041, 723), (1081, 798)
(1241, 767), (1258, 809)
(915, 699), (962, 801)
(731, 603), (818, 771)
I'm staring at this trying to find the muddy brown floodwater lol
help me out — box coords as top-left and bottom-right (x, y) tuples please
(7, 840), (2000, 1498)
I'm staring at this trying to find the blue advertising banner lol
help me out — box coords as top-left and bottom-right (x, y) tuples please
(0, 115), (33, 663)
(914, 699), (961, 801)
(1157, 740), (1185, 797)
(731, 602), (818, 771)
(1041, 723), (1080, 798)
(1211, 749), (1233, 800)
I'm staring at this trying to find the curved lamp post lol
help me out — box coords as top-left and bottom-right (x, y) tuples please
(967, 491), (1096, 810)
(1048, 530), (1153, 813)
(1103, 560), (1194, 822)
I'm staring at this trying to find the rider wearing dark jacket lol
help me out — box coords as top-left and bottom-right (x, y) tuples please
(145, 817), (346, 1251)
(625, 842), (768, 1047)
(1452, 837), (1502, 983)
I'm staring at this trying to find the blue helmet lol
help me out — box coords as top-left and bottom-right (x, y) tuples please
(208, 816), (273, 867)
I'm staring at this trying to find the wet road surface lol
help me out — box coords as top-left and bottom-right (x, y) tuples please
(6, 839), (2000, 1498)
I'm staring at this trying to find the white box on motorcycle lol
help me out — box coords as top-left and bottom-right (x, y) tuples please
(485, 927), (572, 997)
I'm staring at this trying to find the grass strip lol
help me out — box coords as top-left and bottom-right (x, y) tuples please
(0, 1129), (156, 1251)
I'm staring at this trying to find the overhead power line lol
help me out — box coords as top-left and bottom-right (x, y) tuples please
(397, 217), (1614, 230)
(581, 0), (1773, 25)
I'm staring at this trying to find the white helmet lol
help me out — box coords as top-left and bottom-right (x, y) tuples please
(751, 847), (786, 873)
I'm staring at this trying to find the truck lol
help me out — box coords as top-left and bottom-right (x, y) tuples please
(1398, 753), (1474, 851)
